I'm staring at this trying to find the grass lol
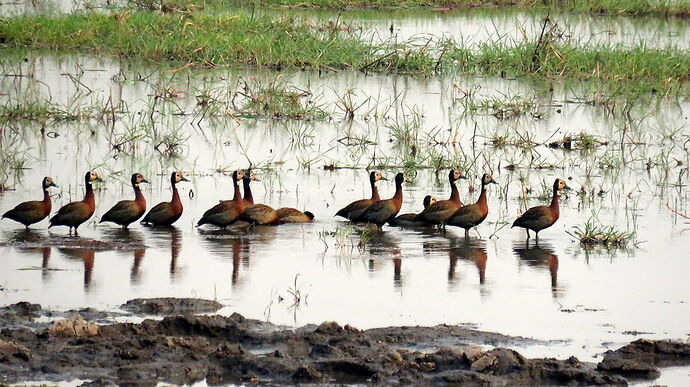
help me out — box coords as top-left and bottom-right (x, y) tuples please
(1, 13), (690, 93)
(227, 0), (690, 17)
(567, 218), (636, 247)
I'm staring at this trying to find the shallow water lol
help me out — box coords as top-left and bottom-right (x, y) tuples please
(0, 49), (689, 384)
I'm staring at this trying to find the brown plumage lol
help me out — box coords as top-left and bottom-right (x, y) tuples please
(388, 195), (436, 227)
(3, 177), (58, 228)
(360, 172), (407, 230)
(49, 171), (102, 234)
(414, 169), (467, 227)
(276, 208), (315, 223)
(512, 178), (571, 240)
(335, 171), (385, 221)
(141, 172), (189, 226)
(242, 171), (258, 206)
(100, 173), (149, 228)
(448, 174), (498, 236)
(197, 170), (245, 228)
(241, 204), (280, 225)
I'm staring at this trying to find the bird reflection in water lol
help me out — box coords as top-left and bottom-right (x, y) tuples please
(59, 248), (96, 291)
(513, 240), (562, 298)
(6, 229), (54, 282)
(101, 228), (147, 285)
(363, 231), (403, 288)
(147, 227), (183, 282)
(448, 238), (488, 292)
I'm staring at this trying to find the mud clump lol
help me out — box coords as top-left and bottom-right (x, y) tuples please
(597, 338), (690, 379)
(0, 301), (686, 385)
(121, 298), (223, 315)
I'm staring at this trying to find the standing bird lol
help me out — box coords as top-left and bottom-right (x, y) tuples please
(414, 169), (467, 228)
(335, 171), (386, 221)
(49, 171), (102, 234)
(388, 195), (436, 227)
(3, 177), (58, 228)
(448, 173), (498, 237)
(276, 208), (315, 223)
(360, 172), (407, 230)
(100, 173), (149, 228)
(512, 178), (571, 240)
(197, 170), (245, 228)
(141, 172), (189, 226)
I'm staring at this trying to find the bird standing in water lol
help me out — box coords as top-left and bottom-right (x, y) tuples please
(197, 170), (245, 228)
(335, 171), (386, 221)
(360, 172), (407, 230)
(100, 173), (149, 228)
(3, 177), (58, 228)
(512, 178), (571, 241)
(388, 195), (436, 227)
(448, 173), (498, 237)
(141, 172), (189, 226)
(49, 171), (102, 234)
(415, 169), (467, 228)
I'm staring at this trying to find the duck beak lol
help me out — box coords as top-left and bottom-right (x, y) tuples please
(490, 179), (498, 185)
(181, 177), (190, 182)
(563, 185), (572, 191)
(460, 175), (468, 180)
(50, 182), (59, 188)
(95, 177), (104, 182)
(379, 176), (389, 181)
(142, 179), (150, 184)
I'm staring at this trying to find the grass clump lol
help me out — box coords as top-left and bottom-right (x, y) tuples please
(567, 218), (636, 247)
(227, 0), (690, 17)
(233, 78), (328, 119)
(1, 13), (690, 92)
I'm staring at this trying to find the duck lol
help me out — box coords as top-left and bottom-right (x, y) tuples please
(3, 177), (58, 228)
(360, 172), (407, 230)
(242, 171), (258, 206)
(448, 173), (498, 237)
(414, 169), (467, 228)
(335, 171), (386, 221)
(276, 208), (315, 223)
(240, 203), (280, 225)
(512, 178), (571, 240)
(197, 170), (245, 228)
(49, 171), (102, 234)
(388, 195), (436, 227)
(141, 172), (189, 226)
(100, 173), (149, 228)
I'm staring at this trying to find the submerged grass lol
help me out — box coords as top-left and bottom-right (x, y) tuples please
(228, 0), (690, 18)
(1, 12), (690, 92)
(567, 218), (636, 247)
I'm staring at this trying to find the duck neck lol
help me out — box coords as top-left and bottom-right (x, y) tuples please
(393, 179), (403, 204)
(370, 179), (380, 201)
(243, 179), (254, 204)
(550, 186), (560, 218)
(233, 178), (242, 201)
(449, 181), (460, 204)
(477, 183), (488, 210)
(42, 187), (51, 203)
(171, 183), (182, 208)
(133, 183), (145, 206)
(84, 178), (95, 207)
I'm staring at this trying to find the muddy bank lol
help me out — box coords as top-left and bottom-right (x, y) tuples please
(1, 300), (689, 385)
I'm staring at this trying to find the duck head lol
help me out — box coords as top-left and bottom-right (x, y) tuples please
(423, 195), (437, 208)
(482, 174), (498, 186)
(171, 171), (189, 185)
(86, 170), (103, 184)
(450, 169), (467, 183)
(131, 173), (149, 187)
(554, 178), (571, 191)
(43, 177), (58, 189)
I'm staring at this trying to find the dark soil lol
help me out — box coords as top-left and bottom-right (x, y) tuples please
(0, 300), (688, 385)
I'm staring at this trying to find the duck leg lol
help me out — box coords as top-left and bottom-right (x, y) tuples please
(526, 229), (530, 239)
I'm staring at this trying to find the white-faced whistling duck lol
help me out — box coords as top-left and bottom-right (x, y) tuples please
(197, 170), (244, 228)
(414, 169), (467, 228)
(49, 171), (102, 234)
(141, 172), (189, 226)
(100, 173), (149, 228)
(388, 195), (436, 227)
(360, 172), (407, 230)
(335, 171), (386, 222)
(512, 178), (571, 241)
(2, 177), (58, 228)
(448, 173), (498, 237)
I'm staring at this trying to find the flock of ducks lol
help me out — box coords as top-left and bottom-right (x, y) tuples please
(1, 169), (571, 240)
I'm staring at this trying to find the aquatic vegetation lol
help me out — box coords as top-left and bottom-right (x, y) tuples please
(567, 218), (636, 247)
(226, 0), (690, 18)
(2, 13), (690, 92)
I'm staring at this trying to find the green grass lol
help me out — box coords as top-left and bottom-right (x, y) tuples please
(567, 218), (636, 247)
(227, 0), (690, 17)
(1, 12), (689, 92)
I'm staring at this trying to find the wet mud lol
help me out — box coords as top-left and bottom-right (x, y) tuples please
(1, 300), (688, 385)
